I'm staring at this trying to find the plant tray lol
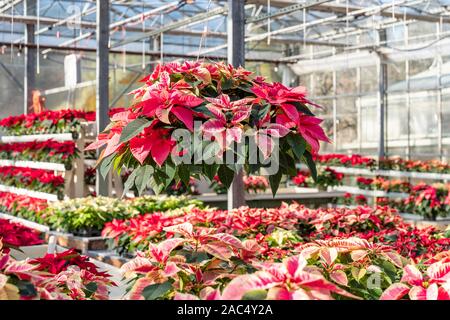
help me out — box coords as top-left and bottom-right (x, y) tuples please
(86, 250), (130, 268)
(45, 231), (109, 253)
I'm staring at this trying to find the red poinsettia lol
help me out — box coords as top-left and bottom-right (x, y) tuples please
(0, 166), (64, 194)
(87, 60), (328, 195)
(30, 248), (109, 277)
(0, 218), (43, 247)
(0, 140), (77, 163)
(0, 109), (95, 135)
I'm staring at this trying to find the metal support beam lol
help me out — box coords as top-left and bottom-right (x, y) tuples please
(96, 0), (110, 197)
(246, 0), (332, 23)
(227, 0), (246, 210)
(24, 0), (36, 115)
(377, 30), (387, 162)
(112, 6), (227, 48)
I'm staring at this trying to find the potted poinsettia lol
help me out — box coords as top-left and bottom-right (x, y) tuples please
(292, 167), (343, 191)
(87, 61), (329, 196)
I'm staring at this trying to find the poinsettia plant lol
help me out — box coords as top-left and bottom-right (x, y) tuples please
(380, 253), (450, 300)
(0, 140), (78, 166)
(0, 191), (48, 222)
(0, 109), (95, 136)
(404, 184), (450, 221)
(0, 240), (114, 300)
(87, 61), (329, 195)
(292, 167), (343, 190)
(0, 166), (65, 195)
(315, 154), (376, 169)
(0, 218), (43, 248)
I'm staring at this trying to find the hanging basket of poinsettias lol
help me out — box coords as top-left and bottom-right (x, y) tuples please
(87, 61), (329, 196)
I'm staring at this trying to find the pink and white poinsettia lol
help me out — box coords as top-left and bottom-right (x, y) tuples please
(138, 71), (204, 131)
(88, 60), (328, 195)
(201, 94), (252, 152)
(219, 254), (358, 300)
(381, 259), (450, 300)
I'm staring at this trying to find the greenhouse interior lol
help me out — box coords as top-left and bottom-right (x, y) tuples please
(1, 0), (450, 304)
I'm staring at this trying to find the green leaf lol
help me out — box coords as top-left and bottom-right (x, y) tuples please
(136, 165), (154, 196)
(286, 134), (307, 160)
(192, 104), (214, 118)
(291, 101), (315, 116)
(242, 289), (267, 300)
(142, 281), (172, 300)
(178, 165), (190, 186)
(148, 175), (164, 195)
(99, 153), (116, 179)
(113, 152), (125, 174)
(119, 118), (152, 144)
(162, 162), (176, 188)
(202, 163), (219, 181)
(279, 152), (297, 177)
(250, 104), (270, 126)
(84, 282), (98, 296)
(303, 150), (317, 181)
(269, 169), (283, 197)
(221, 78), (234, 90)
(122, 169), (139, 197)
(444, 229), (450, 238)
(217, 165), (235, 189)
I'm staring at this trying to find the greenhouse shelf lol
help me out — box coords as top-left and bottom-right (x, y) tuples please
(327, 166), (450, 181)
(0, 212), (50, 232)
(0, 159), (67, 171)
(332, 186), (409, 199)
(0, 184), (61, 201)
(0, 132), (76, 143)
(296, 163), (450, 180)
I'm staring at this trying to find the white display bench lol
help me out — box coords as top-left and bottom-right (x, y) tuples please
(0, 130), (86, 200)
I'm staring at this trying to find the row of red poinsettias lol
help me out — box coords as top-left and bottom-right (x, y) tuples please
(0, 218), (43, 248)
(316, 153), (450, 174)
(0, 166), (64, 194)
(102, 204), (450, 262)
(314, 153), (376, 168)
(108, 204), (450, 300)
(291, 167), (344, 189)
(0, 140), (77, 165)
(355, 176), (450, 220)
(356, 176), (412, 193)
(0, 192), (48, 222)
(0, 109), (95, 136)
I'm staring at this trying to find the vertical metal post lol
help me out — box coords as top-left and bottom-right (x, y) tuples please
(332, 47), (337, 152)
(377, 30), (387, 162)
(96, 0), (110, 196)
(227, 0), (246, 210)
(24, 0), (36, 114)
(437, 22), (443, 161)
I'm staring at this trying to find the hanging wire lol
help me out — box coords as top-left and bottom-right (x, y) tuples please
(391, 0), (396, 40)
(197, 0), (212, 60)
(345, 0), (349, 47)
(122, 26), (126, 72)
(10, 2), (14, 62)
(141, 4), (146, 70)
(37, 0), (40, 74)
(160, 14), (164, 62)
(403, 8), (407, 46)
(267, 0), (271, 45)
(302, 8), (306, 51)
